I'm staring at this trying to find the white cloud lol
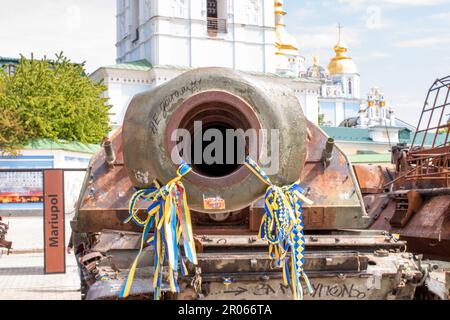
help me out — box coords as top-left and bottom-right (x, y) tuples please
(336, 0), (449, 16)
(355, 51), (392, 61)
(0, 0), (116, 73)
(392, 99), (423, 125)
(339, 0), (449, 7)
(382, 0), (448, 5)
(370, 52), (392, 58)
(294, 25), (362, 51)
(395, 36), (450, 48)
(428, 11), (450, 20)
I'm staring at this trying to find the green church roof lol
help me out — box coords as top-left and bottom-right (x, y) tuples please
(105, 59), (152, 71)
(348, 153), (391, 164)
(24, 139), (100, 154)
(322, 126), (447, 147)
(321, 127), (372, 142)
(399, 132), (447, 147)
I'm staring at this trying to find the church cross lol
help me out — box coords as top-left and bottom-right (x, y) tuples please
(337, 23), (343, 42)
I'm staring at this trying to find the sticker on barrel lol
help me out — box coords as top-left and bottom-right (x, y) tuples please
(203, 195), (226, 210)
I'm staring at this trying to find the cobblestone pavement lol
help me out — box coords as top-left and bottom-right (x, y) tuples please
(0, 253), (81, 300)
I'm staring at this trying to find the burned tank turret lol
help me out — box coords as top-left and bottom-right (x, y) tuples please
(71, 68), (436, 300)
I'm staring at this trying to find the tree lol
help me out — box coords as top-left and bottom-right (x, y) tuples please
(0, 53), (111, 154)
(318, 113), (325, 126)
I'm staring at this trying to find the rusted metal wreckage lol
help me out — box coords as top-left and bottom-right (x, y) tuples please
(0, 216), (12, 254)
(360, 76), (450, 260)
(354, 76), (450, 299)
(71, 68), (449, 300)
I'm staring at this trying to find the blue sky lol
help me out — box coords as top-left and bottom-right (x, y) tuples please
(285, 0), (450, 124)
(1, 0), (449, 124)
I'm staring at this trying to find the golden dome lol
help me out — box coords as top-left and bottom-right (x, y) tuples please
(328, 24), (358, 75)
(327, 41), (358, 75)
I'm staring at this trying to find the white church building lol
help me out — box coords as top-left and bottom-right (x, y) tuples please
(92, 0), (405, 146)
(92, 0), (327, 131)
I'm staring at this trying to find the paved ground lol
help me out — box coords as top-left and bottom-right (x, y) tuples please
(0, 214), (81, 300)
(0, 252), (81, 300)
(1, 214), (73, 253)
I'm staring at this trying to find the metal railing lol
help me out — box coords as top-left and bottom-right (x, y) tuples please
(207, 17), (227, 33)
(406, 152), (450, 185)
(410, 75), (450, 151)
(403, 76), (450, 185)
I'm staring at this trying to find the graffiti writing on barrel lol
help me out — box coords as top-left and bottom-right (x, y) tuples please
(150, 79), (203, 134)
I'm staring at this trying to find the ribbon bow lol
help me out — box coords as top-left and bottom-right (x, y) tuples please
(119, 162), (197, 300)
(245, 157), (313, 300)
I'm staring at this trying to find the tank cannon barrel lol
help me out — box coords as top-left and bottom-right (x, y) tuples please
(123, 67), (308, 213)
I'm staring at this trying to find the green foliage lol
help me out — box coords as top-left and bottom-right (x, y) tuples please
(0, 53), (111, 154)
(318, 113), (325, 126)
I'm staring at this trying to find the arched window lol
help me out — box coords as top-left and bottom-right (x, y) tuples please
(348, 79), (353, 95)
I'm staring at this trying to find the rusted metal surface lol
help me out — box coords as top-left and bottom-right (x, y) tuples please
(72, 129), (139, 233)
(389, 191), (423, 228)
(86, 230), (407, 254)
(299, 124), (369, 230)
(353, 165), (389, 194)
(355, 163), (450, 261)
(92, 230), (142, 253)
(80, 235), (425, 300)
(0, 216), (12, 254)
(185, 251), (368, 276)
(194, 232), (406, 252)
(74, 120), (368, 233)
(388, 188), (450, 197)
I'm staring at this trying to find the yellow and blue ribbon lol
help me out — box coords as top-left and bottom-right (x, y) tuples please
(245, 157), (313, 300)
(119, 161), (197, 300)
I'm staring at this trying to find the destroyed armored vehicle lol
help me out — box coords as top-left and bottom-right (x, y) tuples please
(71, 68), (448, 300)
